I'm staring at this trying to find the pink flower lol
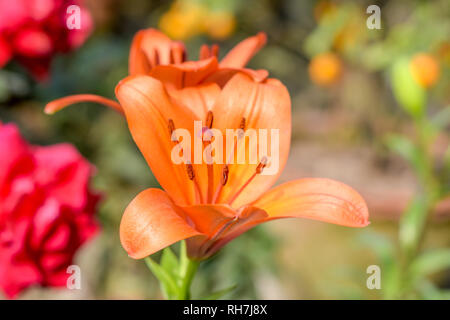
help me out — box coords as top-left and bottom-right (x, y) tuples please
(0, 123), (100, 299)
(0, 0), (93, 80)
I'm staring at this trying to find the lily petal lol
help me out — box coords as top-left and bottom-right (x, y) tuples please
(202, 206), (268, 258)
(181, 204), (235, 235)
(204, 68), (269, 87)
(120, 188), (201, 259)
(128, 29), (152, 75)
(115, 75), (199, 206)
(251, 178), (370, 227)
(129, 28), (178, 74)
(148, 57), (218, 90)
(220, 32), (267, 68)
(181, 204), (267, 259)
(211, 72), (291, 208)
(44, 94), (123, 115)
(169, 82), (221, 120)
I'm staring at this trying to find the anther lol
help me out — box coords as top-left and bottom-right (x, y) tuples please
(168, 119), (175, 135)
(239, 117), (246, 130)
(206, 111), (214, 129)
(222, 165), (229, 186)
(186, 163), (195, 180)
(238, 117), (246, 138)
(256, 156), (268, 174)
(168, 119), (177, 141)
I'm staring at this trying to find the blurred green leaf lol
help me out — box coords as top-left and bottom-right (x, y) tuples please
(410, 249), (450, 280)
(416, 280), (450, 300)
(358, 232), (400, 299)
(399, 197), (429, 259)
(303, 5), (350, 56)
(431, 106), (450, 130)
(390, 57), (426, 118)
(161, 247), (180, 281)
(200, 284), (237, 300)
(442, 145), (450, 194)
(385, 134), (428, 181)
(145, 257), (179, 299)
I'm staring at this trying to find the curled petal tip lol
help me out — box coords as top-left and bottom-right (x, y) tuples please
(257, 32), (267, 44)
(45, 94), (124, 115)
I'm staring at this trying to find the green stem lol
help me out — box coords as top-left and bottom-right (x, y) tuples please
(177, 241), (200, 300)
(397, 117), (440, 298)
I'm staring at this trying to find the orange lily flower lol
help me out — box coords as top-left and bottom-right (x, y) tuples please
(115, 72), (369, 260)
(46, 28), (268, 120)
(45, 30), (369, 261)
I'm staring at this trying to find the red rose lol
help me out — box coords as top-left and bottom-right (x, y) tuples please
(0, 0), (93, 80)
(0, 123), (100, 299)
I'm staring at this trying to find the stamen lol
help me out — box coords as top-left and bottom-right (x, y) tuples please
(168, 119), (176, 139)
(206, 111), (214, 129)
(211, 117), (246, 204)
(239, 117), (246, 130)
(211, 165), (228, 204)
(256, 156), (268, 174)
(228, 157), (268, 205)
(199, 215), (238, 256)
(186, 162), (204, 204)
(186, 163), (195, 180)
(222, 165), (229, 185)
(169, 118), (202, 204)
(204, 111), (214, 203)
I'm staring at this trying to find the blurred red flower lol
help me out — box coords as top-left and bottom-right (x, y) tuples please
(0, 0), (93, 80)
(0, 123), (100, 299)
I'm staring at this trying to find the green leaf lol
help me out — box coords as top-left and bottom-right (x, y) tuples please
(390, 57), (426, 118)
(416, 280), (450, 300)
(431, 105), (450, 130)
(145, 257), (179, 299)
(303, 5), (350, 56)
(410, 249), (450, 280)
(442, 145), (450, 193)
(200, 285), (237, 300)
(385, 134), (427, 176)
(399, 197), (429, 259)
(161, 247), (180, 281)
(385, 133), (435, 189)
(358, 232), (400, 299)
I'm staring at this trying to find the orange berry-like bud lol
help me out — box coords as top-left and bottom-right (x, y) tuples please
(410, 53), (440, 89)
(308, 52), (342, 86)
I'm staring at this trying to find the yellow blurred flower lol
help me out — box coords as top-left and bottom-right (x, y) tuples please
(410, 53), (440, 89)
(308, 52), (342, 86)
(159, 1), (207, 40)
(205, 10), (236, 40)
(159, 0), (236, 40)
